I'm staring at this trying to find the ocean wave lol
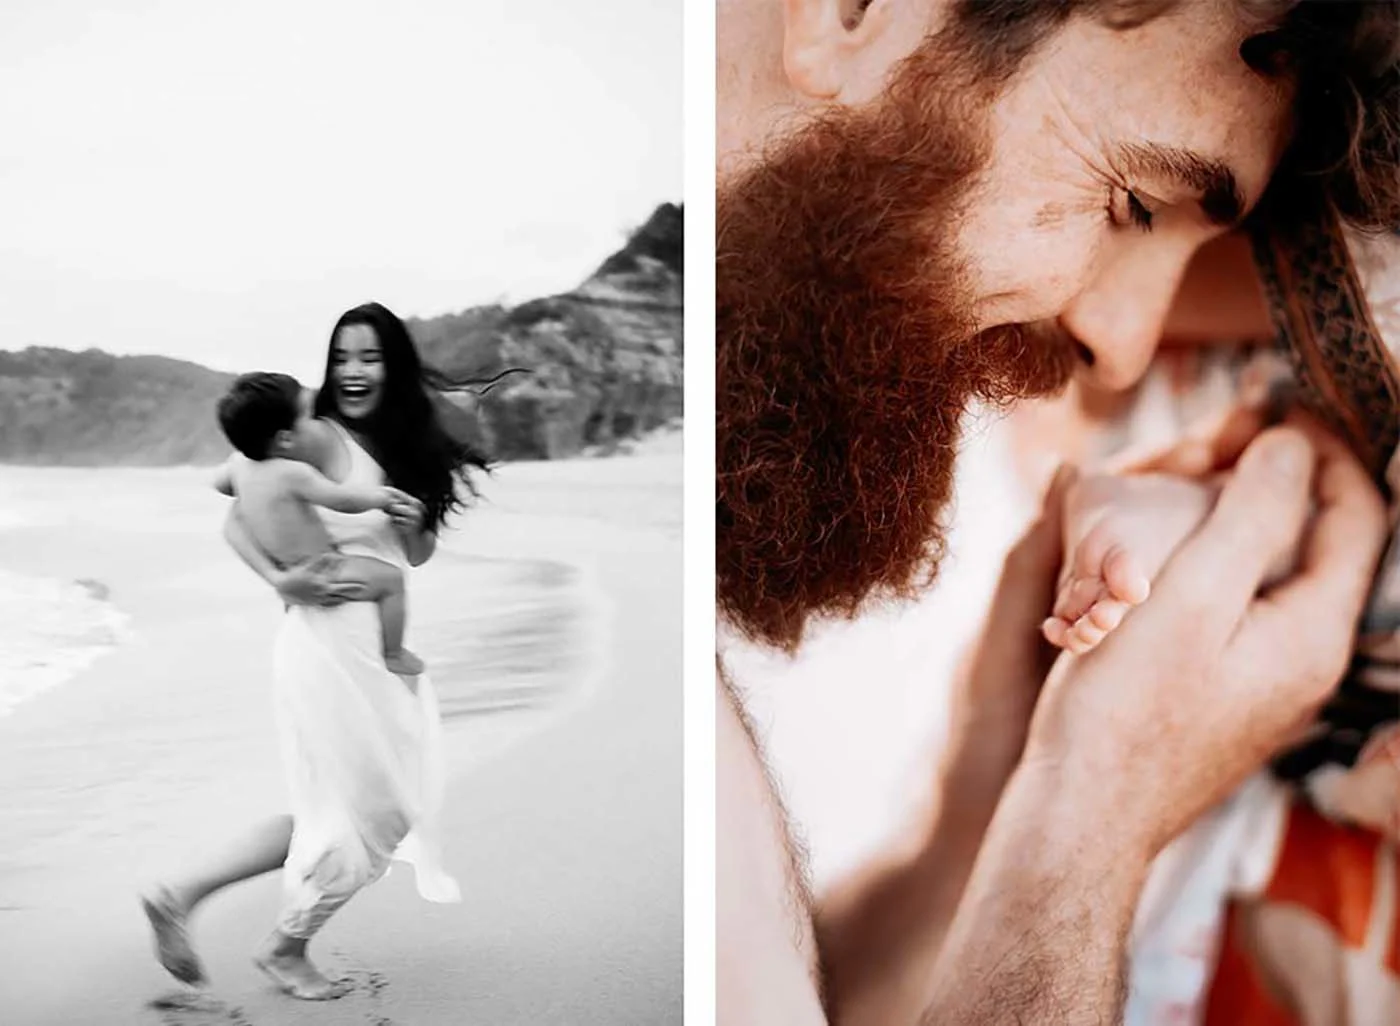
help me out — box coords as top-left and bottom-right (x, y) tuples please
(417, 555), (600, 722)
(0, 568), (131, 717)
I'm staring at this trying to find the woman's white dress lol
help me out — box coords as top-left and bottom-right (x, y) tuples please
(271, 422), (459, 938)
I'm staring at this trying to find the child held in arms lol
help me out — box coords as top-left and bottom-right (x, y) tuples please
(214, 371), (425, 679)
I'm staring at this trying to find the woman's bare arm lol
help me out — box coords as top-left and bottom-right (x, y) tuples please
(400, 527), (436, 567)
(384, 491), (435, 566)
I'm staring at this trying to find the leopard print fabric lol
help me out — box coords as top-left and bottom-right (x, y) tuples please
(1252, 206), (1400, 780)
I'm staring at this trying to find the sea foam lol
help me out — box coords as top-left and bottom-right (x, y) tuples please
(0, 566), (131, 717)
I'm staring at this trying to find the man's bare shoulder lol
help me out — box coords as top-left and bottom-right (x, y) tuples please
(717, 663), (827, 1025)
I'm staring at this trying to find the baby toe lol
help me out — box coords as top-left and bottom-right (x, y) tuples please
(1065, 616), (1107, 654)
(1057, 576), (1105, 624)
(1041, 617), (1070, 648)
(1085, 597), (1130, 633)
(1103, 546), (1151, 606)
(1072, 521), (1114, 580)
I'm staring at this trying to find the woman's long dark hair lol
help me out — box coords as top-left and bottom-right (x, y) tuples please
(313, 301), (520, 533)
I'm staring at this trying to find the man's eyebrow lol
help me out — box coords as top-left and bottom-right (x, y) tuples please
(1119, 142), (1245, 226)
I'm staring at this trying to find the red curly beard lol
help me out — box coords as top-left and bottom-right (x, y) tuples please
(717, 38), (1077, 652)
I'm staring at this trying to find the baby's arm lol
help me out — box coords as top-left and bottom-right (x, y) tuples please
(282, 462), (405, 514)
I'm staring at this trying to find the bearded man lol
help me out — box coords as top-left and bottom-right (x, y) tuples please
(716, 1), (1399, 1022)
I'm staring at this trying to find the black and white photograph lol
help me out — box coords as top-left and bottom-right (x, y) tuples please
(0, 2), (681, 1023)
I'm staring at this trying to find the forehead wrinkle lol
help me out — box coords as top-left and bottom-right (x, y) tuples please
(1031, 200), (1071, 229)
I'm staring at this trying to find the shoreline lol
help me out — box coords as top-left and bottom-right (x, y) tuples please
(0, 438), (671, 724)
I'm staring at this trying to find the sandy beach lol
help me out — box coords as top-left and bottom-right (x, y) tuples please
(0, 445), (681, 1024)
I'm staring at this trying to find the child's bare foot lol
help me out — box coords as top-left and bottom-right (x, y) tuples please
(1043, 473), (1218, 654)
(385, 648), (424, 679)
(140, 885), (206, 986)
(253, 933), (348, 1000)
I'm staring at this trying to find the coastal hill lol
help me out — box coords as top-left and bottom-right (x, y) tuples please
(0, 203), (683, 465)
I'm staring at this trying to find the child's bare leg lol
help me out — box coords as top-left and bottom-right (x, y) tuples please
(333, 555), (424, 678)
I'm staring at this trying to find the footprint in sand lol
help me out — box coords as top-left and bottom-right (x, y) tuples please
(148, 990), (252, 1026)
(335, 967), (392, 1012)
(315, 949), (394, 1020)
(147, 962), (392, 1024)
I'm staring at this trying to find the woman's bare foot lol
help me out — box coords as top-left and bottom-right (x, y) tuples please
(384, 647), (424, 678)
(1043, 472), (1219, 654)
(140, 885), (206, 986)
(253, 932), (348, 1000)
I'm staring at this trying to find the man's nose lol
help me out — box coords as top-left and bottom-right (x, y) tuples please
(1059, 243), (1196, 392)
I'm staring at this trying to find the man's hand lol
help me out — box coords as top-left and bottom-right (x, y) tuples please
(1029, 422), (1386, 857)
(924, 422), (1384, 1024)
(817, 465), (1078, 1026)
(947, 463), (1078, 764)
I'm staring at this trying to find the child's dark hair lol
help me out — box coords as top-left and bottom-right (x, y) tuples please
(217, 372), (303, 460)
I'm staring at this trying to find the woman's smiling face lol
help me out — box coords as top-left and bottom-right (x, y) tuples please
(329, 323), (387, 421)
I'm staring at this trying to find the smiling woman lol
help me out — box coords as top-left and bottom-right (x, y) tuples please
(140, 301), (498, 999)
(314, 301), (492, 539)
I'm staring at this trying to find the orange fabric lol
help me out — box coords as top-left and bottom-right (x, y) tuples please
(1261, 803), (1378, 948)
(1203, 901), (1297, 1026)
(1391, 888), (1400, 976)
(1203, 802), (1396, 1024)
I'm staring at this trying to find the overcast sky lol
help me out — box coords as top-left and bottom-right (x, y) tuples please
(0, 0), (680, 383)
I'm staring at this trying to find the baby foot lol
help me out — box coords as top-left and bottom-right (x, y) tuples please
(385, 648), (425, 679)
(1043, 472), (1218, 654)
(140, 885), (206, 986)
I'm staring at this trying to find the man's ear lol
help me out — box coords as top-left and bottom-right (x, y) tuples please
(781, 0), (893, 100)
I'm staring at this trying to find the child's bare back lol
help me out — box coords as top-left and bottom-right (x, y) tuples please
(228, 457), (344, 569)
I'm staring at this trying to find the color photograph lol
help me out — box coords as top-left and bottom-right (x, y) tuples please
(716, 2), (1400, 1023)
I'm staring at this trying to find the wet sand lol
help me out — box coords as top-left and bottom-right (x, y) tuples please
(0, 446), (681, 1024)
